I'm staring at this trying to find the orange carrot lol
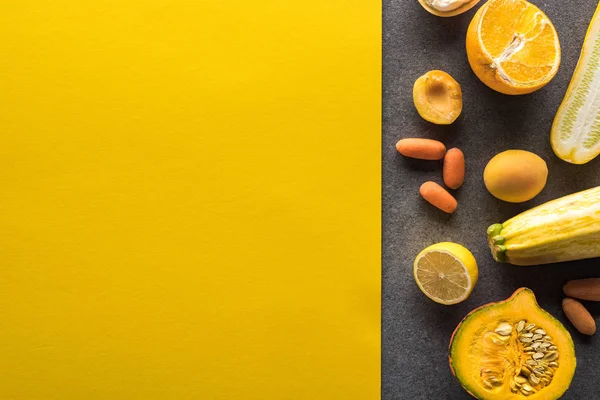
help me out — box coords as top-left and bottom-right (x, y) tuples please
(420, 181), (457, 213)
(443, 148), (465, 189)
(564, 278), (600, 301)
(396, 138), (446, 160)
(563, 298), (596, 335)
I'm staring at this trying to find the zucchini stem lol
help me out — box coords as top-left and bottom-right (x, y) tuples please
(487, 223), (507, 263)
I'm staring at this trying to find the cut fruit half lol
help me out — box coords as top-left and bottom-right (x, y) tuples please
(417, 0), (480, 18)
(466, 0), (561, 95)
(413, 70), (463, 125)
(449, 288), (576, 400)
(413, 242), (478, 305)
(551, 3), (600, 164)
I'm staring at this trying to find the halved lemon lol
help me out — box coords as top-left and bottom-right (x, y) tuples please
(551, 3), (600, 164)
(466, 0), (561, 95)
(413, 242), (478, 305)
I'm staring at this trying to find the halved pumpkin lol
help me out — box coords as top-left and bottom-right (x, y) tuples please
(449, 288), (576, 399)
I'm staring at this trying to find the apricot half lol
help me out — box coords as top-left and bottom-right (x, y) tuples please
(413, 70), (462, 125)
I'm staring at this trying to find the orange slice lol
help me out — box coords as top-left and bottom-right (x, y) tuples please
(466, 0), (560, 95)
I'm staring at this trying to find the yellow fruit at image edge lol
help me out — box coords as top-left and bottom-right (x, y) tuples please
(417, 0), (480, 18)
(487, 186), (600, 266)
(551, 2), (600, 164)
(466, 0), (561, 95)
(413, 242), (478, 305)
(484, 149), (548, 203)
(413, 70), (463, 125)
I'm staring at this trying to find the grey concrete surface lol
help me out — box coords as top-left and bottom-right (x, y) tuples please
(383, 0), (600, 398)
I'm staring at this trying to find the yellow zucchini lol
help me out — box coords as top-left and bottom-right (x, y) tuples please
(551, 3), (600, 164)
(487, 187), (600, 265)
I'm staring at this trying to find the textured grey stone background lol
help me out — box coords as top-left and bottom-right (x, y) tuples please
(383, 0), (600, 398)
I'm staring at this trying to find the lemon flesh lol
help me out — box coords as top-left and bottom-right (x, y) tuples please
(413, 242), (478, 305)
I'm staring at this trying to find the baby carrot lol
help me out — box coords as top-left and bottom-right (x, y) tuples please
(396, 138), (446, 160)
(563, 298), (596, 335)
(564, 278), (600, 301)
(420, 181), (457, 213)
(443, 148), (465, 189)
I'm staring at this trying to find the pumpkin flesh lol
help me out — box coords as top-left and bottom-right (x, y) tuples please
(449, 288), (576, 399)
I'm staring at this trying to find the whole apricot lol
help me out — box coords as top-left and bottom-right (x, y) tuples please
(413, 70), (462, 125)
(484, 150), (548, 203)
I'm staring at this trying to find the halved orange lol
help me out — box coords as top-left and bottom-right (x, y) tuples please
(466, 0), (561, 95)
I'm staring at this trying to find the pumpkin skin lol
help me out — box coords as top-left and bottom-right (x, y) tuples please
(449, 288), (576, 400)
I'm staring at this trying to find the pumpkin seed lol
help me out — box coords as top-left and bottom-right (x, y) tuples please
(524, 346), (534, 352)
(549, 346), (558, 351)
(522, 383), (533, 392)
(529, 374), (540, 385)
(525, 324), (536, 331)
(483, 380), (494, 390)
(543, 352), (558, 361)
(533, 368), (545, 376)
(532, 352), (544, 360)
(544, 336), (552, 341)
(521, 332), (534, 338)
(520, 337), (533, 343)
(515, 376), (528, 384)
(534, 328), (546, 335)
(510, 381), (519, 393)
(545, 369), (554, 377)
(487, 335), (505, 345)
(521, 366), (531, 377)
(517, 320), (526, 332)
(540, 342), (551, 348)
(542, 378), (551, 386)
(526, 360), (538, 367)
(549, 361), (559, 368)
(532, 334), (543, 340)
(495, 322), (513, 336)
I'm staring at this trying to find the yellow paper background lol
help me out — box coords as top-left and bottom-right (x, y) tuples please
(0, 1), (380, 399)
